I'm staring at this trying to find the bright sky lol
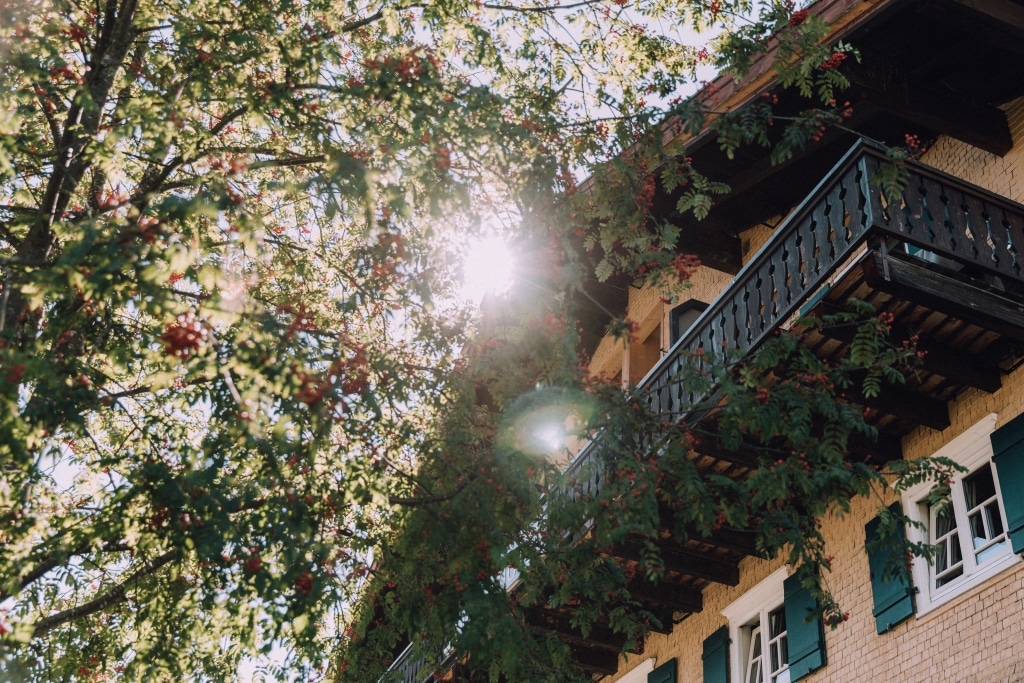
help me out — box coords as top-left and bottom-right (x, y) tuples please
(459, 234), (516, 304)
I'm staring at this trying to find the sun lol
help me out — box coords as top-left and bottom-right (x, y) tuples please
(460, 234), (516, 303)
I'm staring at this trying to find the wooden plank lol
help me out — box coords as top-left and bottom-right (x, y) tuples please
(570, 644), (621, 676)
(807, 302), (1002, 393)
(522, 607), (630, 653)
(614, 537), (740, 586)
(863, 251), (1024, 343)
(626, 573), (704, 613)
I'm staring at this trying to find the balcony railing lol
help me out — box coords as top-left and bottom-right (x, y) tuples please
(565, 137), (1024, 496)
(387, 138), (1024, 683)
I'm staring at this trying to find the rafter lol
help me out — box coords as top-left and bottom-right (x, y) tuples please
(613, 537), (740, 586)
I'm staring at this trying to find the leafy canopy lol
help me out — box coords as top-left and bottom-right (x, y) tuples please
(0, 0), (931, 681)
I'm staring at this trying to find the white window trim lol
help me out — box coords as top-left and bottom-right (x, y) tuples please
(901, 413), (1021, 616)
(616, 657), (655, 683)
(721, 566), (790, 683)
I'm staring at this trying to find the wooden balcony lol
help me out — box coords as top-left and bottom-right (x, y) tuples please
(573, 137), (1024, 486)
(561, 139), (1024, 675)
(387, 139), (1024, 681)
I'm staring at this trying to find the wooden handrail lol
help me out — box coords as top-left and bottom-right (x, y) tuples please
(566, 138), (1024, 486)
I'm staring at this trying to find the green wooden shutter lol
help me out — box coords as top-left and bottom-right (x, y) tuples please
(783, 574), (826, 681)
(865, 504), (915, 634)
(992, 412), (1024, 553)
(701, 626), (729, 683)
(648, 657), (676, 683)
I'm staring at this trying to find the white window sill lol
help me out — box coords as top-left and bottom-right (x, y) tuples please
(913, 550), (1022, 618)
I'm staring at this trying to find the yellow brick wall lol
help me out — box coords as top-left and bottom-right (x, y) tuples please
(588, 267), (735, 385)
(609, 365), (1024, 683)
(740, 220), (781, 265)
(919, 97), (1024, 205)
(605, 98), (1024, 683)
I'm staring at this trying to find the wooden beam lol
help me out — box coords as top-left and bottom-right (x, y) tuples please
(686, 429), (761, 469)
(863, 251), (1024, 343)
(522, 607), (630, 653)
(807, 303), (1003, 394)
(657, 506), (760, 557)
(570, 644), (620, 676)
(625, 574), (704, 614)
(845, 55), (1013, 156)
(951, 0), (1024, 34)
(845, 369), (950, 431)
(913, 337), (1002, 394)
(614, 537), (740, 586)
(643, 607), (677, 635)
(848, 431), (904, 463)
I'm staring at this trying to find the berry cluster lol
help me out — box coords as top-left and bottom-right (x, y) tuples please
(819, 51), (846, 70)
(789, 8), (810, 26)
(904, 133), (927, 159)
(160, 312), (208, 358)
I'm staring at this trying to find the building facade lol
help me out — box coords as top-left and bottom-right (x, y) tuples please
(590, 1), (1024, 680)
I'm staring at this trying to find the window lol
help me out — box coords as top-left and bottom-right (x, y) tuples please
(902, 414), (1021, 615)
(742, 605), (789, 683)
(711, 568), (824, 683)
(669, 299), (708, 347)
(721, 568), (789, 683)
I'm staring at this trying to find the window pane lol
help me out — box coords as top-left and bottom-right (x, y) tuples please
(964, 465), (997, 509)
(963, 464), (1008, 565)
(768, 607), (786, 639)
(931, 503), (964, 588)
(745, 625), (763, 683)
(767, 606), (788, 681)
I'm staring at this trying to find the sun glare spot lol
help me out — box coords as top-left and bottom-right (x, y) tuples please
(461, 235), (515, 303)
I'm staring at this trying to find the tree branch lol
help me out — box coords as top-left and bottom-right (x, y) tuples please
(2, 541), (132, 602)
(388, 479), (469, 507)
(31, 548), (179, 638)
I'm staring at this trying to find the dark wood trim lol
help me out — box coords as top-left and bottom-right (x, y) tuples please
(807, 302), (1003, 394)
(614, 537), (740, 586)
(522, 607), (630, 653)
(625, 573), (704, 614)
(863, 251), (1024, 344)
(570, 644), (621, 676)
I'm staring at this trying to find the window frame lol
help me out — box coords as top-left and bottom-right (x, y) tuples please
(722, 567), (791, 683)
(616, 658), (655, 683)
(901, 413), (1020, 616)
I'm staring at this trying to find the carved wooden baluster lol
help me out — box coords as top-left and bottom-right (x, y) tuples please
(998, 205), (1024, 278)
(841, 162), (871, 245)
(823, 184), (849, 258)
(810, 201), (833, 277)
(944, 188), (980, 263)
(902, 176), (932, 246)
(922, 176), (956, 257)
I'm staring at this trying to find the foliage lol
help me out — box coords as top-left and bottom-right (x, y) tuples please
(342, 301), (956, 681)
(0, 0), (933, 681)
